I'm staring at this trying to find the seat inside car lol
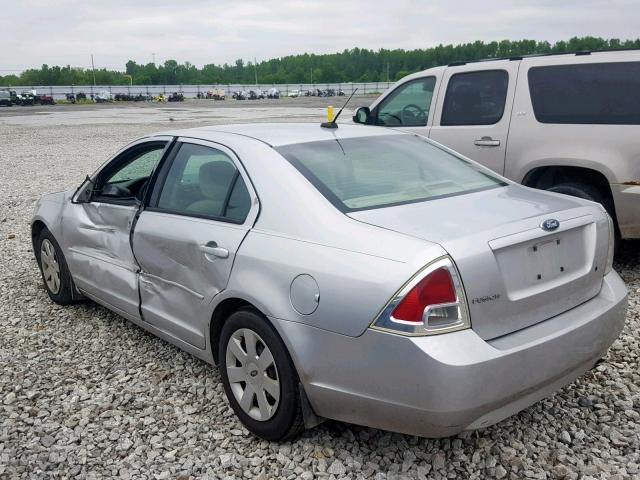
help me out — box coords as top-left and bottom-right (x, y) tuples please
(187, 161), (236, 216)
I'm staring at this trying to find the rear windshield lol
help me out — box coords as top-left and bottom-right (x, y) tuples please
(528, 61), (640, 124)
(277, 135), (505, 212)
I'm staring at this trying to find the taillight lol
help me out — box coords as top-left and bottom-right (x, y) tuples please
(371, 257), (470, 336)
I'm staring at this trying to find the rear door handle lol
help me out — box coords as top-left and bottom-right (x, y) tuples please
(474, 136), (501, 147)
(200, 243), (229, 259)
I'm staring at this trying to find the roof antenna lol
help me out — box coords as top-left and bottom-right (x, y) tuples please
(321, 88), (358, 129)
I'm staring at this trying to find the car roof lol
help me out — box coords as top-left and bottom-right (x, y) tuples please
(155, 122), (404, 147)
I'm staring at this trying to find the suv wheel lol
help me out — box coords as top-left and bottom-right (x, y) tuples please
(546, 182), (619, 245)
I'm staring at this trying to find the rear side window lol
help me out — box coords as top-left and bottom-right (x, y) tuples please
(441, 70), (509, 126)
(528, 62), (640, 124)
(155, 143), (251, 222)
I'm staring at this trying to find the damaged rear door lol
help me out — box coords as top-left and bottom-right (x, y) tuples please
(132, 139), (258, 349)
(63, 138), (171, 319)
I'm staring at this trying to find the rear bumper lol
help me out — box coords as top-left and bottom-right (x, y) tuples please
(611, 183), (640, 239)
(272, 271), (628, 438)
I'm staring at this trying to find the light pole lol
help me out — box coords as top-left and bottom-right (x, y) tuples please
(91, 54), (96, 86)
(253, 57), (258, 85)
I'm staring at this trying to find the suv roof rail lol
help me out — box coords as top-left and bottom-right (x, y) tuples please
(443, 47), (638, 68)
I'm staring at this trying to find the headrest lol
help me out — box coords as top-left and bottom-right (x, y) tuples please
(199, 161), (236, 200)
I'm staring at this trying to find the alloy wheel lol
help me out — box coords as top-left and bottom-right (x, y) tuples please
(225, 328), (280, 421)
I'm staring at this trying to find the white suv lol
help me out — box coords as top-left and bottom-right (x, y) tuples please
(353, 49), (640, 239)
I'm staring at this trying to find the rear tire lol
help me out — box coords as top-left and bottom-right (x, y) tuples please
(546, 181), (620, 249)
(219, 307), (304, 441)
(546, 181), (604, 203)
(36, 228), (75, 305)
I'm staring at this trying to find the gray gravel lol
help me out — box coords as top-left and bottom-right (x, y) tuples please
(0, 112), (639, 479)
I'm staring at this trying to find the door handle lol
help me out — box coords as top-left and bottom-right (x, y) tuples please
(200, 243), (229, 259)
(474, 136), (501, 147)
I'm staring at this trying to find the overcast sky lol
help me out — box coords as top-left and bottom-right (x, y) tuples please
(2, 0), (639, 73)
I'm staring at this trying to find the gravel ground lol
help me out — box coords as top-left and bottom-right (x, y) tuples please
(0, 114), (639, 480)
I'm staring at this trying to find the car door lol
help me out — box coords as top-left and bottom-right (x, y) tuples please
(369, 75), (439, 136)
(132, 138), (258, 349)
(63, 138), (170, 319)
(429, 61), (520, 174)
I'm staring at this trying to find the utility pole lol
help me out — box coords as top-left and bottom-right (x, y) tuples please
(310, 67), (313, 84)
(386, 62), (390, 82)
(91, 54), (96, 86)
(253, 57), (258, 85)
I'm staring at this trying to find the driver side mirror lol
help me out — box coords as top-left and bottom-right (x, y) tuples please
(352, 106), (371, 124)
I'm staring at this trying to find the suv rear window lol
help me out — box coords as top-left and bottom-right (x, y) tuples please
(441, 70), (509, 126)
(528, 61), (640, 124)
(276, 135), (504, 212)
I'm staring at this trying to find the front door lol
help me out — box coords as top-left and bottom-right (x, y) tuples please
(429, 61), (520, 174)
(132, 139), (258, 348)
(370, 75), (438, 136)
(63, 139), (169, 319)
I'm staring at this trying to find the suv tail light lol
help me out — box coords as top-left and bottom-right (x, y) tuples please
(371, 257), (470, 336)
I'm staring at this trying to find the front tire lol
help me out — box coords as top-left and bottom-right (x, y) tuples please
(36, 229), (75, 305)
(219, 308), (304, 441)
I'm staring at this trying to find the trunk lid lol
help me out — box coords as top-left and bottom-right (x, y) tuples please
(349, 185), (610, 340)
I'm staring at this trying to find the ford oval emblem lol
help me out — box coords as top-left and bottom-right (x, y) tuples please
(541, 219), (560, 231)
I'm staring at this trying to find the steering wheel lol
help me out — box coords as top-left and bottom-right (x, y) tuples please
(401, 104), (427, 125)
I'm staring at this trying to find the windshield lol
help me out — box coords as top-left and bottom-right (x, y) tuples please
(276, 135), (505, 212)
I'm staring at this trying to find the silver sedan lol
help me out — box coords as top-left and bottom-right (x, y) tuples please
(32, 123), (628, 440)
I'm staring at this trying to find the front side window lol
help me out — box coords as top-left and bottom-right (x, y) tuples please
(98, 143), (166, 200)
(277, 135), (504, 212)
(156, 143), (251, 222)
(376, 77), (436, 127)
(441, 70), (508, 126)
(528, 61), (640, 124)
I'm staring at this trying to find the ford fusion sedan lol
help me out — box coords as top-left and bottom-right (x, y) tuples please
(32, 123), (627, 440)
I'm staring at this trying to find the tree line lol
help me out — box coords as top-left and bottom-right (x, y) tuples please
(2, 37), (639, 87)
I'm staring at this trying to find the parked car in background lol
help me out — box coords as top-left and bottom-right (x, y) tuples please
(288, 89), (301, 98)
(267, 88), (280, 99)
(354, 49), (640, 240)
(168, 92), (184, 102)
(95, 91), (113, 103)
(37, 93), (55, 105)
(207, 89), (226, 100)
(0, 89), (12, 106)
(17, 90), (36, 106)
(32, 123), (625, 441)
(248, 89), (265, 100)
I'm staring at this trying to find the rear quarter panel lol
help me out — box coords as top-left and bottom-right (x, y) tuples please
(226, 229), (447, 337)
(506, 52), (640, 185)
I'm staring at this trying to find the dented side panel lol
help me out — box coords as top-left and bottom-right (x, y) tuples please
(132, 210), (250, 349)
(62, 201), (141, 319)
